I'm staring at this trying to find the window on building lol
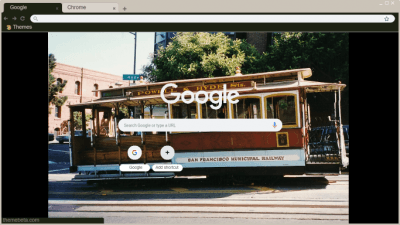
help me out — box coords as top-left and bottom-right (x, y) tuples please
(171, 103), (197, 119)
(55, 106), (61, 118)
(232, 97), (261, 119)
(201, 101), (228, 119)
(155, 32), (167, 43)
(75, 81), (80, 95)
(265, 95), (297, 125)
(93, 84), (98, 97)
(57, 78), (63, 93)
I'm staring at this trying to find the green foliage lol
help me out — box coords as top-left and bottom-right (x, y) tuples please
(141, 53), (157, 83)
(73, 112), (92, 130)
(278, 99), (288, 110)
(261, 32), (349, 123)
(142, 32), (349, 91)
(49, 54), (68, 113)
(261, 32), (349, 85)
(153, 32), (261, 82)
(118, 106), (129, 119)
(239, 39), (263, 74)
(111, 106), (129, 119)
(49, 54), (57, 71)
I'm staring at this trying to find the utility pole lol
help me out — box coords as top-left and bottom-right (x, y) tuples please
(129, 32), (137, 86)
(128, 32), (137, 122)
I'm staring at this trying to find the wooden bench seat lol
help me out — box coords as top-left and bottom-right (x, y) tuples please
(77, 135), (168, 165)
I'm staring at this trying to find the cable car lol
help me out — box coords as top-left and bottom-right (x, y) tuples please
(67, 68), (348, 181)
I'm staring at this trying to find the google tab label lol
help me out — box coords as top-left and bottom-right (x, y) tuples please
(120, 164), (150, 172)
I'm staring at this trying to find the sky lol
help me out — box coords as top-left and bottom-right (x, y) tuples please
(48, 32), (155, 76)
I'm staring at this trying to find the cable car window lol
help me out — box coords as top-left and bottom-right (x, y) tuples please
(202, 101), (228, 119)
(232, 98), (261, 119)
(171, 103), (197, 119)
(266, 95), (296, 125)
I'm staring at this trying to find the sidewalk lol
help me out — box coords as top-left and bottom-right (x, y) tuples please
(49, 174), (75, 181)
(49, 140), (69, 144)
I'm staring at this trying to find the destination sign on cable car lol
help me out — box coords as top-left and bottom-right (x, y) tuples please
(125, 81), (254, 97)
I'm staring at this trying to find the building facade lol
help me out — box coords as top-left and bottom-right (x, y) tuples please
(49, 62), (129, 135)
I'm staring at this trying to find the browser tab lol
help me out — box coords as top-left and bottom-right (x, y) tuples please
(62, 3), (119, 13)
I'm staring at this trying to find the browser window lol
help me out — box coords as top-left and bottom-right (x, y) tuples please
(1, 0), (398, 224)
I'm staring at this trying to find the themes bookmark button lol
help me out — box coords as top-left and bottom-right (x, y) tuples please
(152, 164), (183, 172)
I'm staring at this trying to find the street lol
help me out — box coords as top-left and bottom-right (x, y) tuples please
(48, 142), (71, 174)
(48, 144), (348, 224)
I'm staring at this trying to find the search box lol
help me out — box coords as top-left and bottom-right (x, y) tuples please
(30, 14), (395, 23)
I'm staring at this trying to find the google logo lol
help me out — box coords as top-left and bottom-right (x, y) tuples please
(128, 146), (142, 160)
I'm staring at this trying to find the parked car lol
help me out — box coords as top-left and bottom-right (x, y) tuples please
(48, 133), (54, 142)
(56, 130), (91, 144)
(75, 130), (91, 137)
(56, 135), (69, 144)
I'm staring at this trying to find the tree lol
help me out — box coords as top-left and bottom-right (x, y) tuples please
(117, 106), (129, 119)
(60, 120), (69, 134)
(49, 54), (68, 113)
(261, 32), (349, 85)
(141, 53), (158, 83)
(73, 112), (92, 130)
(261, 32), (349, 124)
(152, 32), (262, 82)
(110, 106), (130, 120)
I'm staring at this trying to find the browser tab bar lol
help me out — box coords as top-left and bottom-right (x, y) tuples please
(62, 3), (119, 13)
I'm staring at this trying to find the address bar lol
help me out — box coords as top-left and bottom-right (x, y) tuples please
(30, 14), (395, 23)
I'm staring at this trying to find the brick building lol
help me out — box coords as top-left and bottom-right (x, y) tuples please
(49, 62), (129, 135)
(244, 32), (273, 54)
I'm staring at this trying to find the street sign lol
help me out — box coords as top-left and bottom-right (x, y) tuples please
(123, 74), (142, 80)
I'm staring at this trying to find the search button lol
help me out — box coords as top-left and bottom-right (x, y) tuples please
(30, 16), (38, 22)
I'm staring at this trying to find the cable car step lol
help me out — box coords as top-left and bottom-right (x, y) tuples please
(308, 154), (341, 163)
(304, 172), (340, 176)
(305, 163), (340, 174)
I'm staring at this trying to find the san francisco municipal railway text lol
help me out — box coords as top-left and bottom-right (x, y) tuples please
(187, 156), (284, 162)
